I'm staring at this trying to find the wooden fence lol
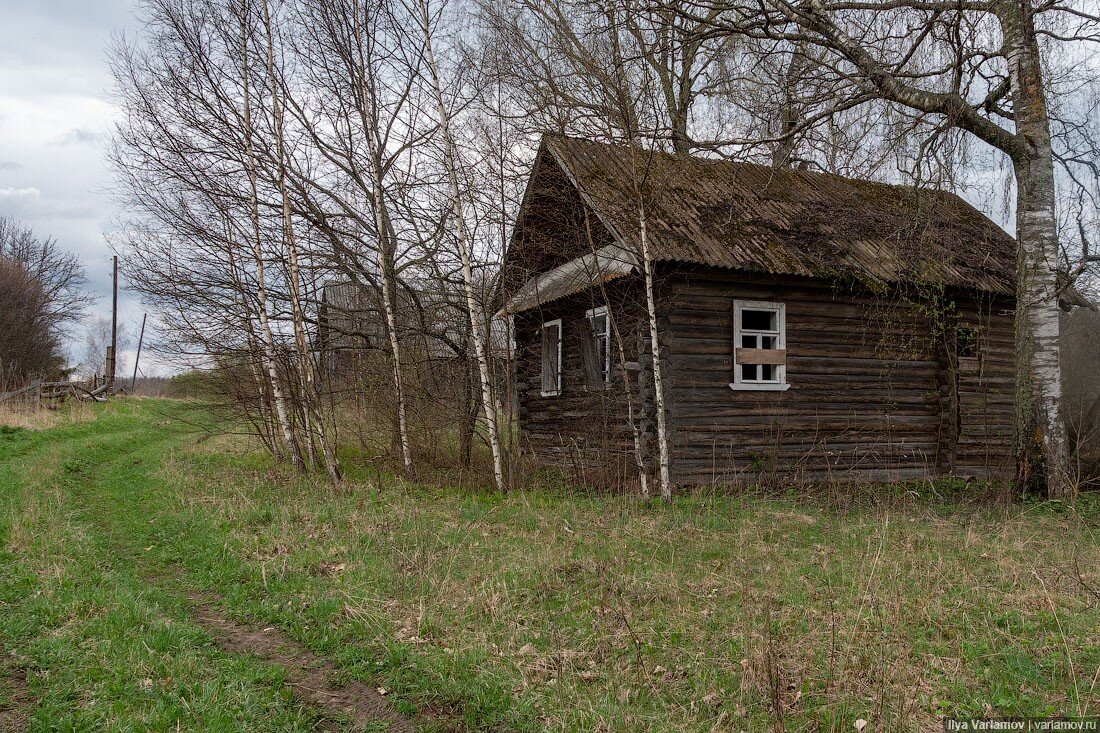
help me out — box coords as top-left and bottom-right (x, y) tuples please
(0, 380), (111, 407)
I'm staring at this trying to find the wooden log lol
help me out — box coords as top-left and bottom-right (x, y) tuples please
(0, 381), (40, 403)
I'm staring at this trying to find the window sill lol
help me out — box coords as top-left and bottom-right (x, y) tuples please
(729, 382), (790, 392)
(540, 390), (561, 398)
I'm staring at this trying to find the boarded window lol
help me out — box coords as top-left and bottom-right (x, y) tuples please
(731, 300), (789, 391)
(541, 319), (562, 396)
(583, 306), (611, 388)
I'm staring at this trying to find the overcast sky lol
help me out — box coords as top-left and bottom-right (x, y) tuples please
(0, 1), (172, 375)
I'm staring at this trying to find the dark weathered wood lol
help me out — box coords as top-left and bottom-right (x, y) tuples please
(513, 250), (1015, 486)
(660, 268), (1015, 484)
(514, 280), (651, 485)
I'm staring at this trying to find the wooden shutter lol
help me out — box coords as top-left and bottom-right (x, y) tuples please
(541, 322), (560, 394)
(580, 319), (601, 389)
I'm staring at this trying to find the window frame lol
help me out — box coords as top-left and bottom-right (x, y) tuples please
(584, 306), (612, 388)
(540, 318), (563, 397)
(730, 299), (790, 392)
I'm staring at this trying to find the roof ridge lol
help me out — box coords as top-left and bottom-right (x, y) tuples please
(542, 133), (974, 206)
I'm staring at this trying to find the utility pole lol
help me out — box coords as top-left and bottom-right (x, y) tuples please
(131, 313), (147, 394)
(108, 255), (118, 387)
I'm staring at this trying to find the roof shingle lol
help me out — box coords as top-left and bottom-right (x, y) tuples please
(539, 135), (1016, 294)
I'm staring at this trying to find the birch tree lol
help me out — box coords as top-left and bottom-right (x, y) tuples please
(259, 0), (341, 482)
(414, 0), (508, 492)
(483, 0), (683, 498)
(238, 0), (306, 472)
(112, 0), (317, 471)
(286, 0), (439, 476)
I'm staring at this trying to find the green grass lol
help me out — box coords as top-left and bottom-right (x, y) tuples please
(1, 399), (1098, 731)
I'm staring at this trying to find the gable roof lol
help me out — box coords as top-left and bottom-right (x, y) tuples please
(504, 135), (1017, 311)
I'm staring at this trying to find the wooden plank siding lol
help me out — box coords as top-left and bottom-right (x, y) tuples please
(503, 136), (1020, 490)
(954, 296), (1016, 477)
(659, 267), (1015, 485)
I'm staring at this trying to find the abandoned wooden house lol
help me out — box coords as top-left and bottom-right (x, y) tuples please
(497, 135), (1022, 486)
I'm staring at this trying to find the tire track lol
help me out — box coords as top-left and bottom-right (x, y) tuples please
(184, 591), (414, 733)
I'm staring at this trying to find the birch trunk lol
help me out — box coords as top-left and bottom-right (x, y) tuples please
(770, 0), (1075, 499)
(238, 0), (304, 473)
(260, 0), (341, 482)
(377, 223), (414, 475)
(365, 138), (414, 476)
(586, 213), (650, 498)
(638, 206), (673, 501)
(348, 3), (415, 477)
(771, 46), (809, 169)
(999, 2), (1072, 498)
(416, 0), (507, 492)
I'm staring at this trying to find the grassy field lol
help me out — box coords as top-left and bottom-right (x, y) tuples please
(0, 399), (1098, 732)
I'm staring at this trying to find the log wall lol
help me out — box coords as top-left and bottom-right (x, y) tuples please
(514, 267), (1015, 487)
(660, 268), (1015, 485)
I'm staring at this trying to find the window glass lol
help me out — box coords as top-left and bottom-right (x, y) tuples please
(586, 308), (610, 385)
(741, 309), (776, 331)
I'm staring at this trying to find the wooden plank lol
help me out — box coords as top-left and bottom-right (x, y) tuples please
(735, 348), (787, 365)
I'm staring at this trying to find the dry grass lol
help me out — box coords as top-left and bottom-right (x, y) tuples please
(2, 401), (1097, 732)
(162, 432), (1100, 731)
(0, 400), (94, 431)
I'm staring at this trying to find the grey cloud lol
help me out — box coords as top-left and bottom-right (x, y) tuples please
(0, 160), (22, 171)
(0, 186), (41, 199)
(56, 129), (105, 146)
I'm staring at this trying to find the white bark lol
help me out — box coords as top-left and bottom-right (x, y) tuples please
(377, 224), (415, 476)
(228, 236), (280, 457)
(587, 214), (650, 498)
(358, 65), (414, 476)
(260, 0), (341, 483)
(999, 2), (1071, 498)
(764, 0), (1075, 498)
(417, 0), (507, 492)
(238, 0), (304, 473)
(638, 206), (672, 501)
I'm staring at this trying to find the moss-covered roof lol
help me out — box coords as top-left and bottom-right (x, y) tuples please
(527, 135), (1016, 294)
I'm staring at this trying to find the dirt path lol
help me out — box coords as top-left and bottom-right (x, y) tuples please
(0, 662), (31, 733)
(185, 593), (414, 733)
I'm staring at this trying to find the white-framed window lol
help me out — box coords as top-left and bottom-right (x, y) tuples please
(540, 319), (562, 396)
(584, 306), (611, 387)
(730, 300), (789, 391)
